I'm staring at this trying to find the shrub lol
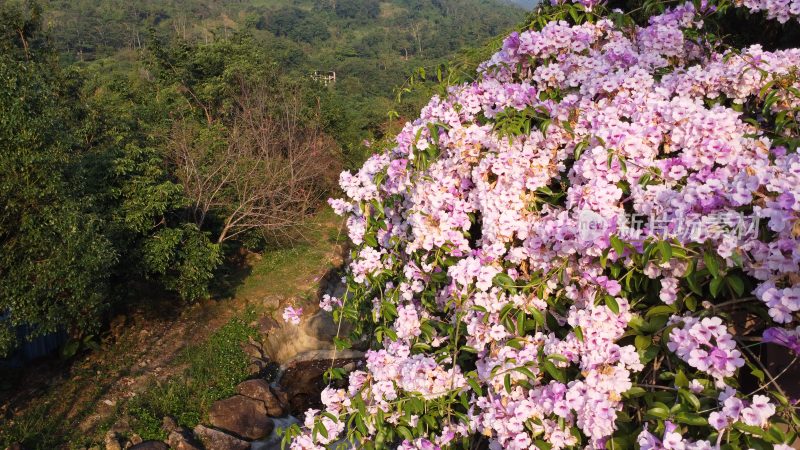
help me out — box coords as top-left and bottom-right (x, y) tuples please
(0, 2), (117, 354)
(287, 1), (800, 449)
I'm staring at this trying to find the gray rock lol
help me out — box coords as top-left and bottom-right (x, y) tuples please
(108, 418), (133, 435)
(283, 349), (364, 366)
(208, 395), (275, 440)
(305, 310), (342, 341)
(236, 379), (284, 417)
(193, 425), (250, 450)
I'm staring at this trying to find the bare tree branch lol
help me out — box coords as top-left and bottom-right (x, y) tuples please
(168, 81), (341, 245)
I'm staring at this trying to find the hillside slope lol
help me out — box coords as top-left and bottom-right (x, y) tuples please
(40, 0), (524, 159)
(42, 0), (524, 63)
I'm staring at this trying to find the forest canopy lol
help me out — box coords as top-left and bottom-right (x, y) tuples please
(0, 0), (523, 355)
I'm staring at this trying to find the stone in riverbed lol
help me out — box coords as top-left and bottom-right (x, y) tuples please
(208, 395), (274, 440)
(235, 379), (285, 417)
(166, 427), (203, 450)
(262, 310), (353, 364)
(193, 424), (250, 450)
(277, 354), (363, 415)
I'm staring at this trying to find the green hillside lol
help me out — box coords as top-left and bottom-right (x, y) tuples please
(0, 0), (524, 362)
(38, 0), (523, 161)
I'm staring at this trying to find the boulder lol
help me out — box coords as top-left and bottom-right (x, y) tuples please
(167, 428), (203, 450)
(262, 310), (353, 364)
(208, 395), (274, 440)
(257, 316), (280, 335)
(193, 425), (249, 450)
(247, 359), (268, 376)
(128, 442), (168, 450)
(235, 379), (284, 417)
(278, 356), (363, 415)
(241, 339), (266, 361)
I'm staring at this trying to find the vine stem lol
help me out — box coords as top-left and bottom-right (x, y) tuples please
(746, 355), (799, 399)
(736, 339), (790, 401)
(708, 296), (758, 309)
(635, 383), (678, 392)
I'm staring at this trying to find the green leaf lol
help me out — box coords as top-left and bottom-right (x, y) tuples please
(727, 275), (745, 296)
(623, 386), (646, 398)
(611, 235), (625, 255)
(704, 252), (720, 278)
(710, 277), (723, 298)
(574, 326), (584, 342)
(646, 405), (670, 419)
(678, 389), (701, 411)
(635, 335), (651, 352)
(675, 412), (707, 426)
(467, 376), (483, 396)
(397, 426), (413, 441)
(605, 295), (620, 314)
(734, 422), (766, 437)
(674, 370), (689, 388)
(494, 272), (516, 290)
(542, 360), (565, 383)
(364, 233), (378, 247)
(659, 240), (673, 263)
(530, 308), (546, 328)
(646, 305), (676, 318)
(514, 366), (537, 380)
(685, 295), (697, 311)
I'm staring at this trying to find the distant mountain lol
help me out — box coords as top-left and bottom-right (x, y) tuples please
(41, 0), (527, 62)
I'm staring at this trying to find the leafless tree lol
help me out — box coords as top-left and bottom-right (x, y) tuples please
(169, 83), (340, 244)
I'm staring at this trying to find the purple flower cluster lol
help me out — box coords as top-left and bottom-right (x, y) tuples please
(737, 0), (800, 22)
(708, 389), (776, 431)
(763, 325), (800, 355)
(291, 0), (800, 447)
(667, 317), (744, 383)
(638, 421), (716, 450)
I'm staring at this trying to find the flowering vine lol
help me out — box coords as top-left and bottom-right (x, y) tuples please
(286, 0), (800, 448)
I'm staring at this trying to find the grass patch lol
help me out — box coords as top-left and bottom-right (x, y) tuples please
(0, 401), (71, 449)
(127, 308), (258, 439)
(236, 207), (344, 300)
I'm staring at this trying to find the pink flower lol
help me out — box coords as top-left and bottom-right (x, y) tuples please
(282, 306), (303, 325)
(763, 326), (800, 356)
(319, 294), (342, 312)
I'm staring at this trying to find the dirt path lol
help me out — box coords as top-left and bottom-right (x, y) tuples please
(0, 210), (346, 448)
